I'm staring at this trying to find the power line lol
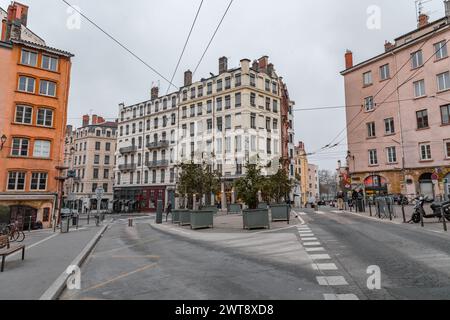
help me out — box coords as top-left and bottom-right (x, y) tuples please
(165, 0), (205, 94)
(193, 0), (234, 76)
(60, 0), (177, 89)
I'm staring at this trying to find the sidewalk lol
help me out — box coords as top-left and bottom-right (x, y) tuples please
(0, 223), (106, 300)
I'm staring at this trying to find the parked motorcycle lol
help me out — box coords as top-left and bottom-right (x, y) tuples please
(411, 196), (450, 223)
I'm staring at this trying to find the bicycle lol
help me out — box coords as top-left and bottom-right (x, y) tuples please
(2, 223), (25, 243)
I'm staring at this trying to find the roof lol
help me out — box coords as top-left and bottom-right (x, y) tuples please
(10, 38), (74, 58)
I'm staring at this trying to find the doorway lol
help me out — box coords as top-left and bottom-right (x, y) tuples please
(419, 173), (434, 200)
(10, 206), (38, 231)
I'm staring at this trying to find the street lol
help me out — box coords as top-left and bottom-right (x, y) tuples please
(60, 208), (450, 300)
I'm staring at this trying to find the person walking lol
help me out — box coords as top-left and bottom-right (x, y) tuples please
(337, 191), (345, 211)
(166, 202), (172, 222)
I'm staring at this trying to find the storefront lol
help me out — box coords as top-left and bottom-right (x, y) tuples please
(419, 173), (434, 200)
(364, 175), (388, 196)
(445, 173), (450, 201)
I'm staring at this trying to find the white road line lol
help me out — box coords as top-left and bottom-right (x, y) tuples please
(323, 294), (359, 300)
(309, 254), (331, 260)
(301, 237), (318, 241)
(8, 233), (59, 259)
(312, 263), (338, 271)
(316, 211), (326, 215)
(299, 234), (314, 237)
(305, 247), (325, 252)
(317, 276), (348, 286)
(303, 242), (321, 246)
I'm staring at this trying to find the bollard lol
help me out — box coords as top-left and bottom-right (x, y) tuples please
(128, 218), (133, 227)
(420, 208), (424, 228)
(369, 202), (372, 217)
(442, 208), (448, 232)
(28, 216), (32, 233)
(87, 213), (90, 225)
(388, 203), (392, 221)
(377, 201), (381, 219)
(402, 203), (406, 223)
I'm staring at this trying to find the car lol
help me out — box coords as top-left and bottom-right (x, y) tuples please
(317, 200), (326, 206)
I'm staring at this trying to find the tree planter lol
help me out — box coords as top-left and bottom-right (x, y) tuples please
(258, 202), (268, 209)
(190, 211), (214, 230)
(179, 210), (192, 226)
(243, 209), (270, 230)
(228, 204), (242, 215)
(201, 206), (219, 215)
(270, 204), (291, 223)
(171, 210), (183, 224)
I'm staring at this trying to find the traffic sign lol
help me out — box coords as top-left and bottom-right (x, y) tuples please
(96, 187), (104, 200)
(431, 173), (439, 181)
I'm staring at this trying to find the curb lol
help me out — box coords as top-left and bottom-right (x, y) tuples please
(39, 221), (111, 300)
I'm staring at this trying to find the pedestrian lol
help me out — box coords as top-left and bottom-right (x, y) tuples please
(166, 202), (172, 222)
(337, 191), (344, 211)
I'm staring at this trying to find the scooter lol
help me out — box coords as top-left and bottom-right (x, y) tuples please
(411, 196), (450, 223)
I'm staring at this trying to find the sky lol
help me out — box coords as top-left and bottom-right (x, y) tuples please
(1, 0), (448, 171)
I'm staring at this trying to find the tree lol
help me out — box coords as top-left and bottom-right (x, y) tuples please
(0, 205), (9, 224)
(319, 170), (337, 200)
(234, 163), (264, 210)
(267, 169), (294, 203)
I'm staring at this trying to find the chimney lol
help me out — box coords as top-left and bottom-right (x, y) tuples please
(184, 70), (192, 87)
(151, 86), (159, 101)
(219, 56), (228, 74)
(92, 114), (98, 125)
(1, 19), (7, 42)
(66, 125), (73, 134)
(8, 2), (28, 27)
(267, 63), (274, 76)
(97, 116), (105, 124)
(252, 60), (259, 72)
(82, 115), (89, 127)
(240, 58), (250, 74)
(445, 0), (450, 17)
(418, 13), (429, 28)
(384, 41), (395, 52)
(258, 56), (269, 70)
(345, 50), (353, 69)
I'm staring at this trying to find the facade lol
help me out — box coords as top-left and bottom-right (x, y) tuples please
(0, 2), (73, 229)
(308, 164), (320, 200)
(114, 56), (295, 211)
(341, 3), (450, 200)
(114, 88), (179, 212)
(63, 115), (117, 213)
(294, 141), (319, 205)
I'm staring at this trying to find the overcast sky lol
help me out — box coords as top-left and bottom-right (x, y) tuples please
(2, 0), (447, 171)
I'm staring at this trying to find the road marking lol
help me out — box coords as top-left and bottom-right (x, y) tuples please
(9, 233), (59, 259)
(305, 247), (325, 252)
(323, 294), (359, 300)
(317, 276), (349, 286)
(299, 234), (314, 237)
(303, 242), (321, 246)
(309, 254), (331, 260)
(110, 255), (160, 260)
(92, 238), (157, 256)
(254, 225), (298, 234)
(312, 263), (338, 271)
(301, 237), (318, 241)
(316, 211), (326, 215)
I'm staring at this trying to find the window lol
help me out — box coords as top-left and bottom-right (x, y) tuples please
(416, 110), (429, 129)
(30, 172), (48, 191)
(437, 71), (450, 92)
(445, 141), (450, 158)
(225, 115), (231, 130)
(95, 141), (101, 151)
(251, 136), (256, 151)
(15, 105), (32, 124)
(198, 86), (203, 98)
(42, 55), (58, 71)
(435, 41), (448, 60)
(92, 183), (98, 193)
(105, 155), (110, 165)
(207, 82), (212, 94)
(11, 138), (29, 156)
(182, 106), (187, 118)
(265, 79), (270, 91)
(235, 74), (241, 87)
(272, 82), (278, 94)
(18, 76), (35, 93)
(39, 80), (56, 97)
(106, 142), (111, 151)
(250, 74), (256, 87)
(369, 149), (378, 165)
(21, 49), (38, 66)
(161, 169), (165, 183)
(94, 154), (100, 165)
(37, 108), (53, 127)
(103, 183), (109, 193)
(386, 147), (397, 163)
(182, 91), (187, 101)
(363, 71), (372, 86)
(225, 137), (231, 153)
(93, 168), (99, 180)
(225, 77), (231, 90)
(207, 100), (212, 113)
(411, 50), (423, 69)
(171, 113), (176, 125)
(172, 96), (177, 108)
(191, 87), (196, 99)
(154, 118), (159, 129)
(380, 64), (390, 80)
(420, 143), (432, 160)
(33, 140), (51, 158)
(190, 123), (195, 137)
(414, 79), (426, 97)
(364, 96), (374, 111)
(266, 117), (271, 132)
(217, 79), (223, 92)
(441, 104), (450, 125)
(384, 118), (395, 135)
(235, 93), (241, 108)
(207, 119), (213, 132)
(367, 122), (376, 138)
(273, 119), (278, 130)
(197, 103), (203, 116)
(265, 98), (271, 111)
(250, 113), (256, 129)
(273, 100), (278, 113)
(7, 172), (26, 191)
(152, 170), (157, 183)
(216, 138), (222, 154)
(216, 98), (223, 111)
(250, 93), (256, 107)
(225, 95), (231, 109)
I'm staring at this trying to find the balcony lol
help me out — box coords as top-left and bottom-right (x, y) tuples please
(146, 140), (169, 149)
(146, 160), (169, 168)
(118, 164), (137, 171)
(119, 145), (138, 154)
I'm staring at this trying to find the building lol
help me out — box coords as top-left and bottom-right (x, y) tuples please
(63, 115), (117, 213)
(341, 1), (450, 200)
(114, 56), (295, 211)
(114, 88), (179, 212)
(294, 141), (319, 205)
(0, 2), (73, 229)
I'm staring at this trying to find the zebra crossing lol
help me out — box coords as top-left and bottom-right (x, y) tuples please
(296, 223), (359, 300)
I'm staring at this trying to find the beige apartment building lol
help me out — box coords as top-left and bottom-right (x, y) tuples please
(64, 115), (117, 212)
(341, 2), (450, 200)
(294, 142), (320, 205)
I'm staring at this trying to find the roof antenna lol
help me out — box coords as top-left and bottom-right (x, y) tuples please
(415, 0), (432, 21)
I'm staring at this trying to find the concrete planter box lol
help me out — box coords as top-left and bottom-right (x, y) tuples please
(190, 211), (214, 230)
(243, 209), (270, 230)
(179, 210), (192, 226)
(201, 206), (219, 215)
(258, 202), (268, 209)
(171, 210), (184, 224)
(270, 204), (291, 223)
(228, 204), (242, 215)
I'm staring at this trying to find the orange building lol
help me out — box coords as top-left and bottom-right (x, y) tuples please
(0, 2), (73, 229)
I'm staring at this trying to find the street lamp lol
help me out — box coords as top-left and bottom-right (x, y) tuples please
(0, 135), (7, 150)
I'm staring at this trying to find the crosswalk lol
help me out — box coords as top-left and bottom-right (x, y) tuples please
(296, 224), (359, 300)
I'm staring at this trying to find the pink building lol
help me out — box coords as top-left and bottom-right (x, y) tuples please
(341, 2), (450, 200)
